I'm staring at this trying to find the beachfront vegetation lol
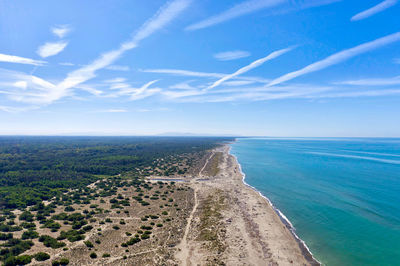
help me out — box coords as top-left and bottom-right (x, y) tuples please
(0, 136), (233, 264)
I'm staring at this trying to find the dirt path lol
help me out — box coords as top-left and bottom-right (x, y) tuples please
(198, 151), (214, 177)
(175, 186), (198, 266)
(175, 149), (214, 265)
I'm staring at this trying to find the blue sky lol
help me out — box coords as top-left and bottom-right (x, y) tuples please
(0, 0), (400, 136)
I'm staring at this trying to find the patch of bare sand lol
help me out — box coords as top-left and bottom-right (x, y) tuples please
(175, 145), (318, 266)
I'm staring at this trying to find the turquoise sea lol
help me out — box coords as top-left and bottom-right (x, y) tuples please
(230, 138), (400, 266)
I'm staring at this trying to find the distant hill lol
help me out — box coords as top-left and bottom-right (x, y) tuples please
(156, 132), (239, 137)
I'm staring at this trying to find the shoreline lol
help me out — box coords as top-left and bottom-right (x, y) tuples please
(174, 143), (320, 265)
(228, 145), (321, 265)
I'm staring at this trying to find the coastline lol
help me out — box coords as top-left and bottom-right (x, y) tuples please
(228, 145), (321, 265)
(176, 143), (318, 265)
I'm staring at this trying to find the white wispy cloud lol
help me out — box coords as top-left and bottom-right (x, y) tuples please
(129, 80), (160, 101)
(164, 84), (331, 102)
(268, 31), (400, 87)
(223, 80), (256, 86)
(103, 80), (161, 101)
(142, 68), (224, 78)
(142, 68), (270, 83)
(131, 80), (160, 100)
(186, 0), (342, 31)
(306, 89), (400, 99)
(76, 85), (104, 96)
(169, 81), (198, 90)
(52, 25), (71, 38)
(162, 89), (204, 99)
(37, 41), (69, 58)
(59, 62), (75, 66)
(13, 81), (28, 89)
(0, 53), (46, 66)
(351, 0), (398, 21)
(208, 46), (294, 90)
(337, 76), (400, 86)
(394, 58), (400, 64)
(214, 50), (251, 61)
(136, 107), (169, 112)
(130, 89), (161, 101)
(0, 0), (184, 108)
(105, 65), (130, 71)
(291, 0), (342, 10)
(0, 105), (39, 113)
(104, 77), (127, 83)
(186, 0), (286, 31)
(105, 109), (128, 113)
(54, 0), (191, 104)
(109, 82), (131, 90)
(0, 68), (62, 105)
(162, 82), (400, 103)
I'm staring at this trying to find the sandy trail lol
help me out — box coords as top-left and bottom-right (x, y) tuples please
(199, 151), (214, 177)
(175, 186), (198, 266)
(175, 150), (211, 265)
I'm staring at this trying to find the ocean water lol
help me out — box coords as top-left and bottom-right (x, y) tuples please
(230, 138), (400, 266)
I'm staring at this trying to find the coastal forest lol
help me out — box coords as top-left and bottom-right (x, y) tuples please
(0, 136), (232, 265)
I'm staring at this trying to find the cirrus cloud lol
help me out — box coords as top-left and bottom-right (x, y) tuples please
(0, 53), (46, 66)
(268, 31), (400, 87)
(214, 50), (251, 61)
(52, 25), (72, 38)
(37, 41), (69, 58)
(351, 0), (398, 21)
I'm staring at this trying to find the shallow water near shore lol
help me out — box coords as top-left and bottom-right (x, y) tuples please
(230, 138), (400, 266)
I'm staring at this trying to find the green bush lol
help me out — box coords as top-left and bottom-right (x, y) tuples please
(58, 230), (84, 242)
(15, 255), (32, 265)
(140, 225), (152, 230)
(39, 235), (66, 248)
(19, 211), (34, 222)
(34, 252), (50, 261)
(82, 225), (93, 232)
(84, 240), (94, 248)
(126, 237), (141, 245)
(59, 258), (70, 265)
(4, 256), (17, 266)
(64, 206), (75, 212)
(141, 234), (150, 240)
(0, 232), (13, 240)
(21, 229), (39, 239)
(1, 239), (34, 259)
(3, 256), (33, 266)
(42, 220), (61, 231)
(52, 258), (69, 265)
(89, 252), (97, 259)
(20, 222), (36, 229)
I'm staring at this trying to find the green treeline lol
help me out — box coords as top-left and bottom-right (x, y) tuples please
(0, 136), (233, 209)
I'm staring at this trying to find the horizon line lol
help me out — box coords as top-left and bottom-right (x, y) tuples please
(0, 134), (398, 138)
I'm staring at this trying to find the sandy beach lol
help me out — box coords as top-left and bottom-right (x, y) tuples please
(175, 145), (318, 266)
